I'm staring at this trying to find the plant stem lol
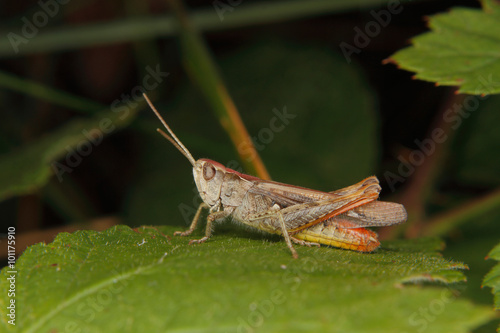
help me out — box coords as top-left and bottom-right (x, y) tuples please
(422, 187), (500, 237)
(0, 70), (104, 114)
(402, 92), (466, 238)
(168, 0), (270, 179)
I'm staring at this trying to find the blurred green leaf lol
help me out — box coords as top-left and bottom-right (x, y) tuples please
(484, 242), (500, 309)
(389, 0), (500, 95)
(0, 225), (494, 332)
(0, 71), (104, 114)
(420, 94), (500, 239)
(454, 95), (500, 187)
(483, 242), (500, 331)
(217, 41), (378, 187)
(0, 109), (136, 202)
(0, 0), (413, 57)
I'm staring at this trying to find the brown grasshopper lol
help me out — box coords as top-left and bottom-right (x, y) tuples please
(144, 95), (407, 258)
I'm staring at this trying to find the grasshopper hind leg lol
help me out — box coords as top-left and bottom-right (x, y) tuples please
(290, 236), (321, 248)
(274, 205), (319, 258)
(276, 210), (299, 259)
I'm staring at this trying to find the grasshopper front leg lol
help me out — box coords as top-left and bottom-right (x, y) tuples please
(188, 210), (230, 244)
(174, 202), (231, 245)
(174, 202), (209, 237)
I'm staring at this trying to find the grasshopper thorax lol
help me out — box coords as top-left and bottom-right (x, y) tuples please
(193, 159), (227, 207)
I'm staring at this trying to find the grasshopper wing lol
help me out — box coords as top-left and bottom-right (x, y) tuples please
(342, 201), (407, 228)
(247, 176), (406, 230)
(249, 176), (380, 206)
(248, 176), (381, 232)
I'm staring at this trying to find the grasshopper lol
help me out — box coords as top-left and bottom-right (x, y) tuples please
(144, 95), (407, 258)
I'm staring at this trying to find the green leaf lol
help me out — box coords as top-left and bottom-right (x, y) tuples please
(443, 207), (500, 332)
(0, 71), (104, 115)
(484, 242), (500, 309)
(0, 226), (494, 332)
(389, 0), (500, 95)
(483, 242), (500, 331)
(219, 41), (379, 187)
(0, 109), (136, 202)
(453, 94), (500, 187)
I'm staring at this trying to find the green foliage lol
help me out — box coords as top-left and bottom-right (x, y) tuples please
(0, 226), (494, 332)
(443, 206), (500, 332)
(0, 71), (104, 114)
(454, 94), (500, 186)
(219, 41), (378, 187)
(389, 0), (500, 95)
(484, 242), (500, 309)
(0, 110), (135, 201)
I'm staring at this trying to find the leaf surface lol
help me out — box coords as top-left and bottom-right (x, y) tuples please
(483, 242), (500, 331)
(0, 225), (494, 333)
(484, 242), (500, 308)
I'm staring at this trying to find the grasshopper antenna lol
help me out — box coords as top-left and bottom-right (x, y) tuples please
(143, 93), (196, 166)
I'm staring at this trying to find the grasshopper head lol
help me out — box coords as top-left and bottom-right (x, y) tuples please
(144, 94), (227, 208)
(193, 159), (226, 207)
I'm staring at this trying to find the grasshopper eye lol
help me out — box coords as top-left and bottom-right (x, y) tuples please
(203, 163), (216, 180)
